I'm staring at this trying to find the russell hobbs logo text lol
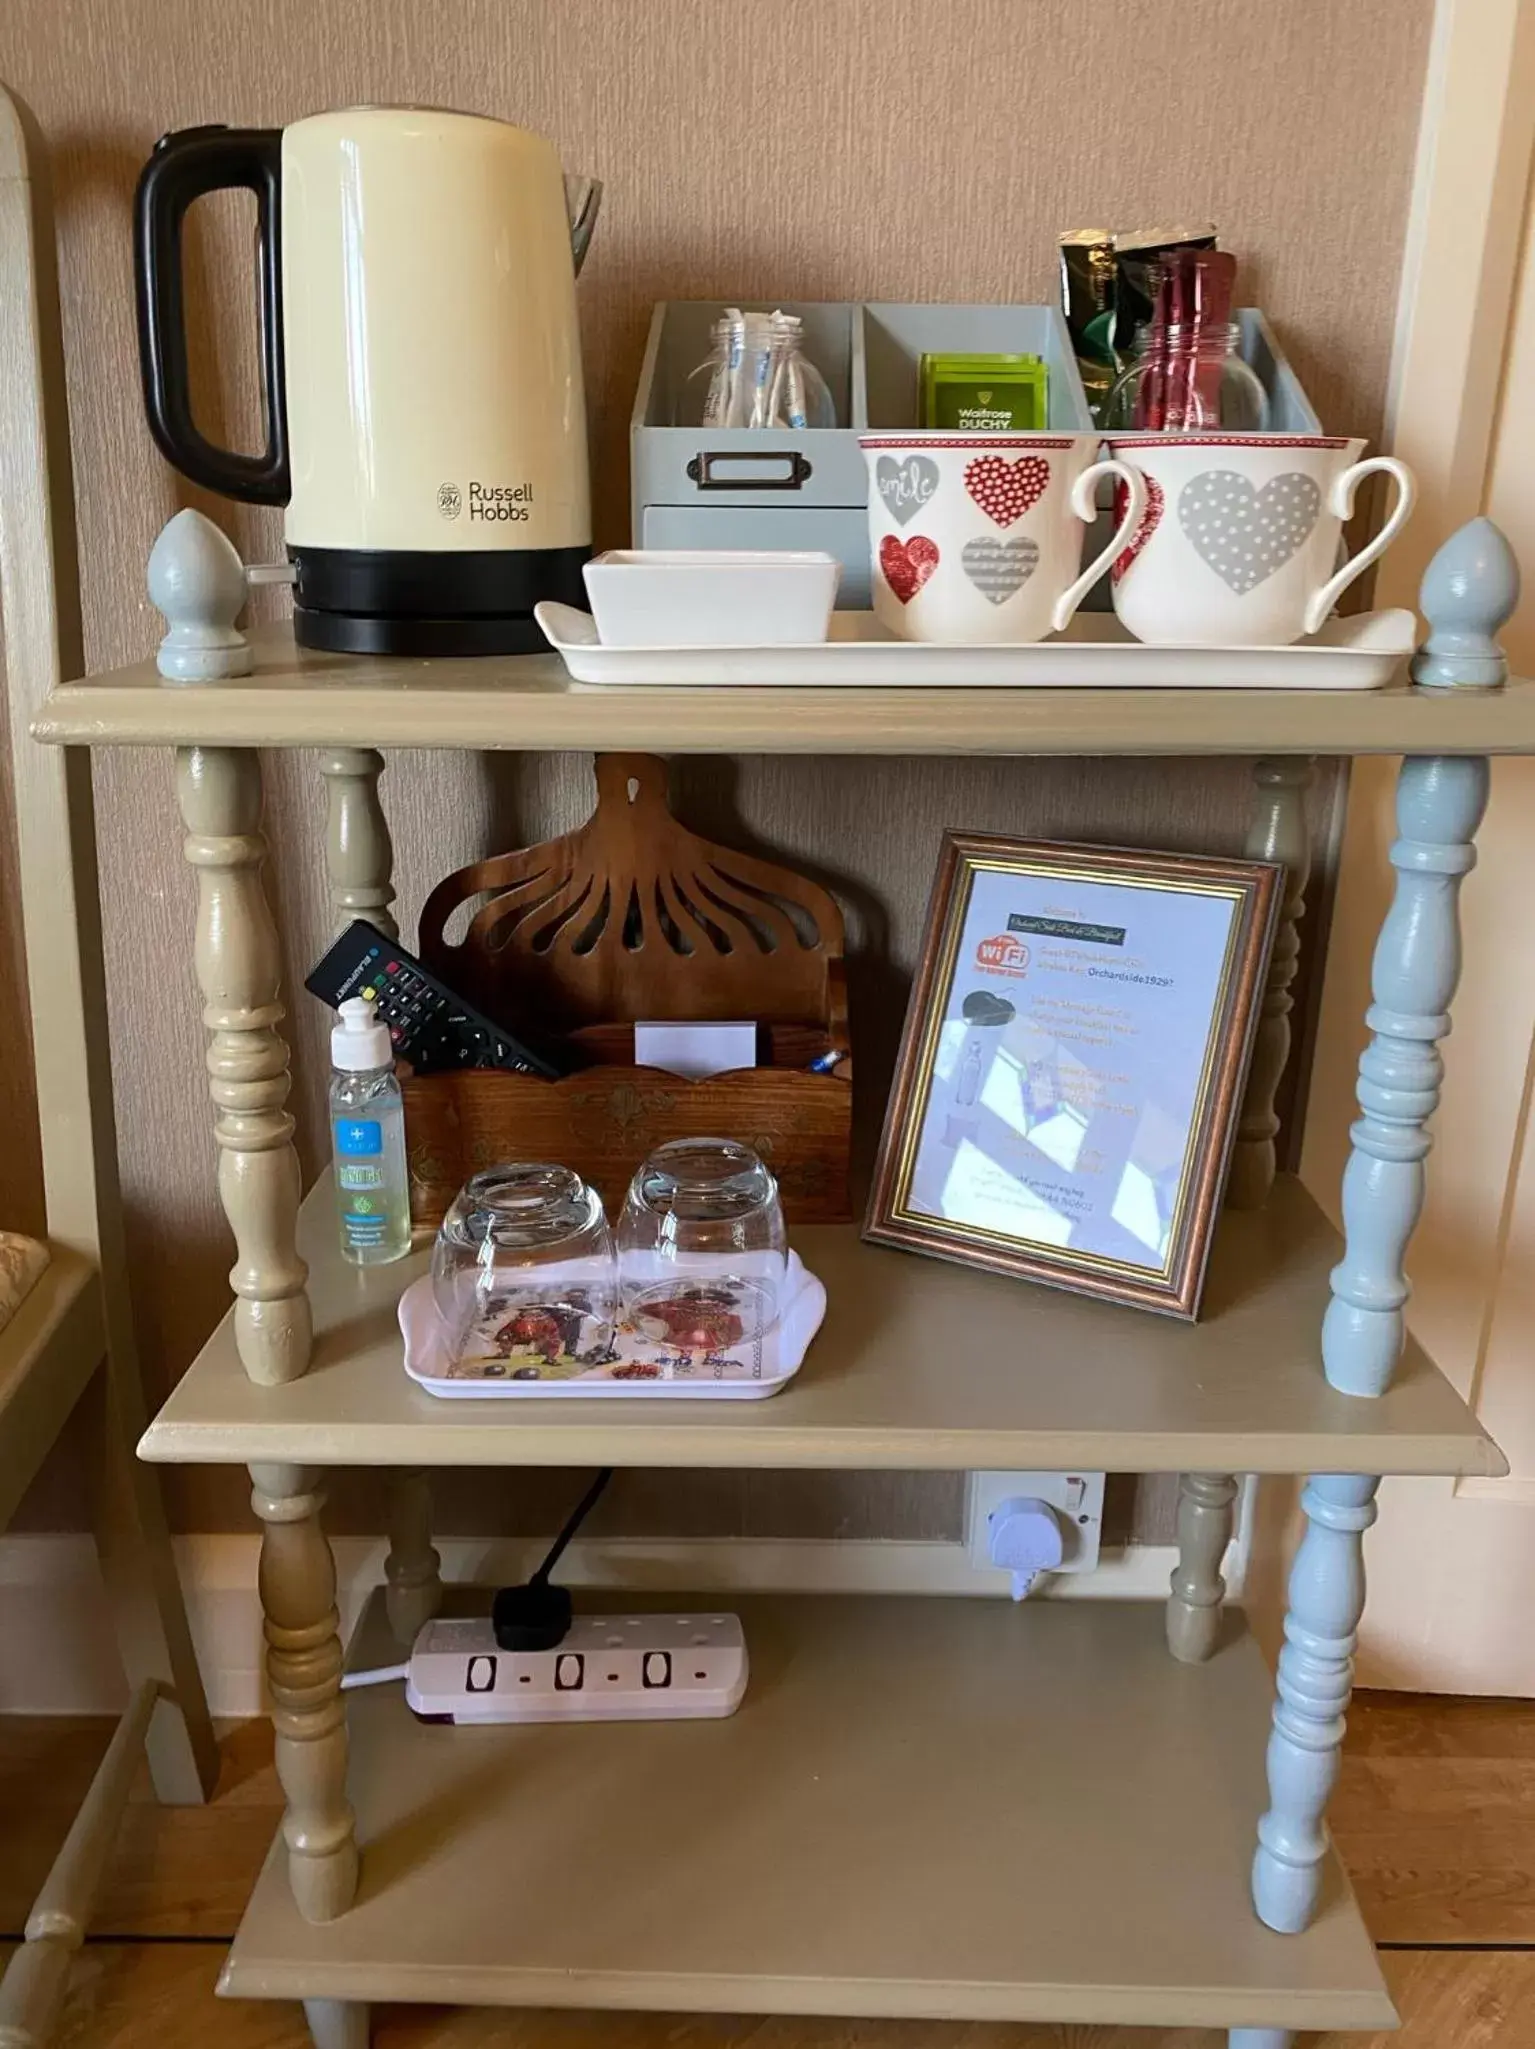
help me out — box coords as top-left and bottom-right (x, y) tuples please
(439, 482), (534, 522)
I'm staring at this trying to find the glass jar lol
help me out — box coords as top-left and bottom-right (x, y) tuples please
(429, 1164), (617, 1379)
(678, 310), (836, 429)
(1103, 323), (1270, 432)
(618, 1138), (787, 1350)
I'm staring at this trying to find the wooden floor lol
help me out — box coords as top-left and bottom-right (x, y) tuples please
(4, 1691), (1535, 2046)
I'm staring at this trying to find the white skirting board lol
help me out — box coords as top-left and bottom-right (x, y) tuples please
(0, 1520), (1251, 1717)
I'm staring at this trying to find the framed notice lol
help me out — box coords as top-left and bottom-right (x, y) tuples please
(865, 834), (1279, 1318)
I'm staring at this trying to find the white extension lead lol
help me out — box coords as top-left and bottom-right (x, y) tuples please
(341, 1613), (748, 1726)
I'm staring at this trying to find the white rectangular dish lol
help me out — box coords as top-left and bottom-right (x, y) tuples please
(535, 601), (1416, 690)
(581, 549), (840, 647)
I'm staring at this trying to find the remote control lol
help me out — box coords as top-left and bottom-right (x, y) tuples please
(305, 919), (564, 1078)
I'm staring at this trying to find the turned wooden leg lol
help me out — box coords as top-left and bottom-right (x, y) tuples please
(303, 1999), (370, 2049)
(1166, 1472), (1238, 1663)
(250, 1464), (358, 1922)
(1252, 1473), (1378, 1934)
(1228, 758), (1312, 1210)
(319, 747), (397, 940)
(385, 1467), (442, 1642)
(178, 747), (311, 1384)
(1322, 755), (1489, 1395)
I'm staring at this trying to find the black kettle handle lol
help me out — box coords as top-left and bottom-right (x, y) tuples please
(134, 125), (289, 505)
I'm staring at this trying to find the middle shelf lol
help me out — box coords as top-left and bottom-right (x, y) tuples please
(140, 1172), (1501, 1477)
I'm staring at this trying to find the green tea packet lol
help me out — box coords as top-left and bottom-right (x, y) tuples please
(919, 352), (1049, 431)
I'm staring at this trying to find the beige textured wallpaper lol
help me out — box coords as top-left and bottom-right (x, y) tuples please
(0, 0), (1431, 1540)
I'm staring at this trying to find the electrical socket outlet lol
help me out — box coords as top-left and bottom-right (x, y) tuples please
(965, 1471), (1106, 1578)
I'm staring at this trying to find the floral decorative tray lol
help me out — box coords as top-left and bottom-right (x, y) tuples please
(398, 1252), (826, 1401)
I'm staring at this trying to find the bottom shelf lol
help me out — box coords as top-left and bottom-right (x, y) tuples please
(221, 1591), (1393, 2032)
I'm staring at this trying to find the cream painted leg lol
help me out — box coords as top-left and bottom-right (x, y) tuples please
(319, 747), (397, 940)
(303, 1999), (370, 2049)
(250, 1463), (358, 1923)
(385, 1467), (442, 1642)
(177, 746), (311, 1384)
(1166, 1471), (1239, 1663)
(1252, 1473), (1378, 1934)
(1322, 754), (1489, 1395)
(1227, 757), (1312, 1209)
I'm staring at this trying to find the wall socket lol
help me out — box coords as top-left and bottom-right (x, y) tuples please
(965, 1470), (1106, 1581)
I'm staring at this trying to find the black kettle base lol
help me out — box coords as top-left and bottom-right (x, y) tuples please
(294, 606), (554, 658)
(290, 542), (590, 659)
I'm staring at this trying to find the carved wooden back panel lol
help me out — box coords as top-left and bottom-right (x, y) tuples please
(418, 754), (846, 1032)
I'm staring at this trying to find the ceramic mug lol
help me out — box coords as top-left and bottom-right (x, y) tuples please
(1104, 433), (1416, 646)
(860, 432), (1146, 644)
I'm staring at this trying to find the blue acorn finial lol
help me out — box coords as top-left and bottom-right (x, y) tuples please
(148, 507), (253, 682)
(1411, 516), (1520, 690)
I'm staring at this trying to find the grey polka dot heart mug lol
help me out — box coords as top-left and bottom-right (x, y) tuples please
(1105, 434), (1415, 647)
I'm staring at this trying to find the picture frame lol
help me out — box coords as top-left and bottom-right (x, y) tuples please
(865, 833), (1279, 1319)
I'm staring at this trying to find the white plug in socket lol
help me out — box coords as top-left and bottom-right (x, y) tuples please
(966, 1471), (1105, 1595)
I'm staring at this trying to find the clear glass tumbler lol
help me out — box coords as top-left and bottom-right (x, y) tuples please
(1103, 322), (1270, 431)
(618, 1139), (787, 1354)
(429, 1163), (617, 1380)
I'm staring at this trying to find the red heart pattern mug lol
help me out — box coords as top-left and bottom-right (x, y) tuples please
(861, 432), (1145, 645)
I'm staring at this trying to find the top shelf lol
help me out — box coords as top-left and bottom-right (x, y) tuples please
(33, 624), (1535, 756)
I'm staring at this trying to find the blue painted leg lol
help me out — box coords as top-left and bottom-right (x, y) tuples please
(1252, 1473), (1379, 1934)
(1229, 2031), (1295, 2048)
(1321, 753), (1488, 1396)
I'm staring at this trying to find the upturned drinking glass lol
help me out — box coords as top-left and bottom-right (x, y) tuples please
(430, 1163), (617, 1378)
(618, 1139), (787, 1352)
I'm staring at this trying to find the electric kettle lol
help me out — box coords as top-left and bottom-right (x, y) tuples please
(135, 108), (600, 655)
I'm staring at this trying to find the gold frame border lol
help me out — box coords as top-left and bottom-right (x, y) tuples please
(863, 833), (1280, 1320)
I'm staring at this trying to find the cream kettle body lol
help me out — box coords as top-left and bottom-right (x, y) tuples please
(135, 108), (597, 654)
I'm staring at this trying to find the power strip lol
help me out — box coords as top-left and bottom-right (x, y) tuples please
(405, 1613), (748, 1724)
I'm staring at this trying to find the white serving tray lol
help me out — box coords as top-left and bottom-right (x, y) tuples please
(399, 1252), (826, 1401)
(534, 600), (1416, 691)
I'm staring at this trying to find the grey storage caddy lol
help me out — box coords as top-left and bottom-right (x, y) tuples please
(629, 302), (1090, 605)
(629, 302), (1321, 609)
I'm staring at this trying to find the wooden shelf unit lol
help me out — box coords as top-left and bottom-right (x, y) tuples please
(36, 516), (1527, 2049)
(221, 1590), (1394, 2035)
(140, 1173), (1499, 1479)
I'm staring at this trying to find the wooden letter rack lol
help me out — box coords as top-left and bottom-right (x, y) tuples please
(405, 753), (852, 1226)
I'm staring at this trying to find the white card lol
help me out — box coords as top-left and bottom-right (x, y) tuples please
(633, 1020), (758, 1080)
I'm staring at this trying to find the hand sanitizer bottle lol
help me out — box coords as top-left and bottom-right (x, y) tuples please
(330, 997), (411, 1265)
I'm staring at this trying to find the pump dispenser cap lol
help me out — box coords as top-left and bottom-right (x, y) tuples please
(332, 996), (391, 1072)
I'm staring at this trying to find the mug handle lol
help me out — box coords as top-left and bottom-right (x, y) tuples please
(1051, 460), (1149, 632)
(1302, 456), (1417, 636)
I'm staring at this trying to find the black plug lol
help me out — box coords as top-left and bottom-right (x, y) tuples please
(489, 1467), (611, 1654)
(492, 1579), (573, 1652)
